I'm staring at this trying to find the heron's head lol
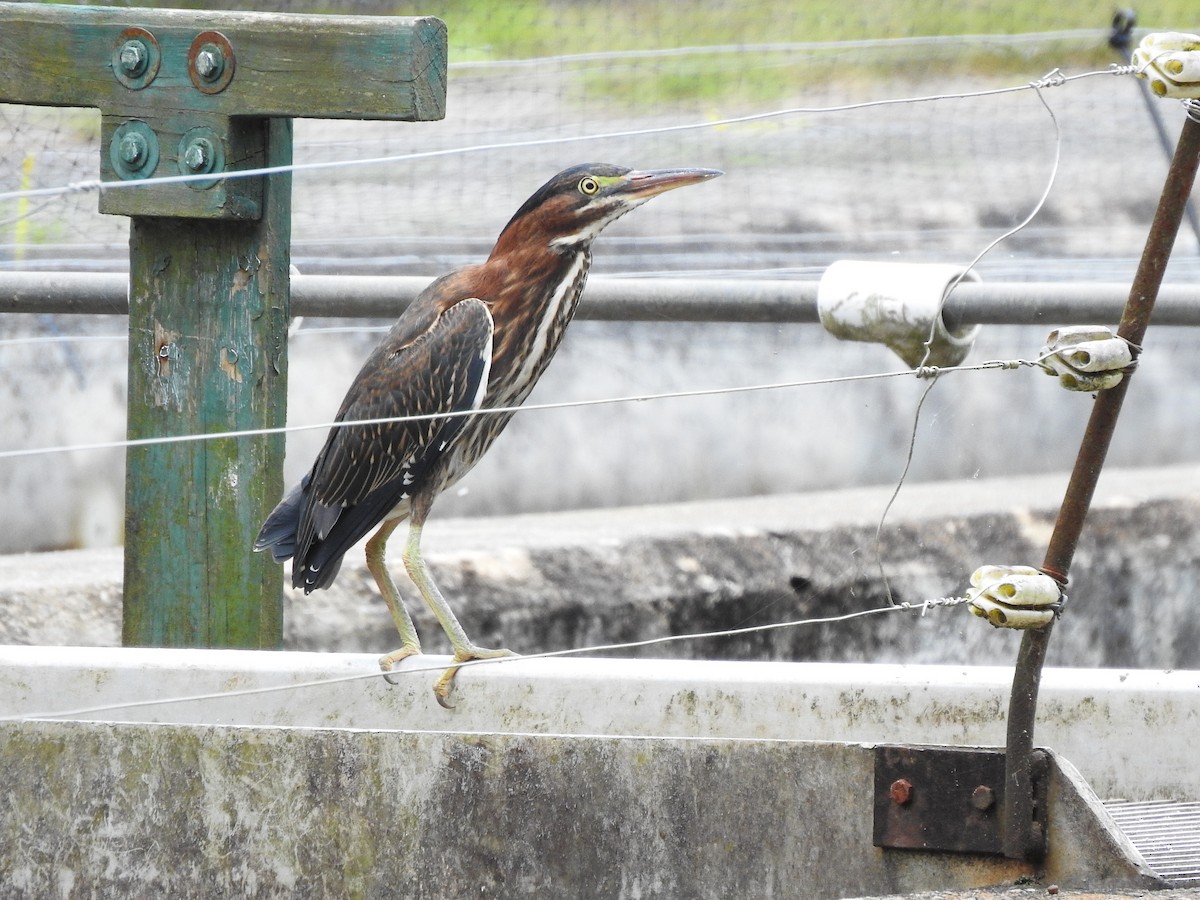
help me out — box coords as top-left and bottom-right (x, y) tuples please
(493, 163), (723, 256)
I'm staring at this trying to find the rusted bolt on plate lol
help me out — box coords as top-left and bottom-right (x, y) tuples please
(971, 784), (996, 811)
(889, 778), (913, 806)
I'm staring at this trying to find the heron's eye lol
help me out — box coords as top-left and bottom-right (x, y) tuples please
(578, 176), (600, 196)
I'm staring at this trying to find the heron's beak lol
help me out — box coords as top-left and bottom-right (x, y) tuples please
(617, 167), (723, 199)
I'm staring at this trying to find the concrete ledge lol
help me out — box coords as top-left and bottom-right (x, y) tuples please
(3, 646), (1197, 802)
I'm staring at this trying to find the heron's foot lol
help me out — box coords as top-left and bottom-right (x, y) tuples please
(378, 644), (423, 686)
(433, 645), (517, 709)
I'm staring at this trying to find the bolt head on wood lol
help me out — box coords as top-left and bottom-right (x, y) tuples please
(119, 133), (148, 167)
(109, 121), (159, 180)
(183, 138), (213, 173)
(118, 41), (148, 77)
(194, 46), (224, 81)
(188, 32), (236, 95)
(111, 26), (161, 90)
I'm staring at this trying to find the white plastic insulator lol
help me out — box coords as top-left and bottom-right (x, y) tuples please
(1041, 325), (1133, 392)
(1133, 32), (1200, 99)
(966, 564), (1062, 630)
(968, 596), (1056, 630)
(1059, 340), (1133, 373)
(817, 261), (981, 369)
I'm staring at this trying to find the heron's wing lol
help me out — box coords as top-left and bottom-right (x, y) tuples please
(315, 298), (493, 508)
(289, 297), (493, 589)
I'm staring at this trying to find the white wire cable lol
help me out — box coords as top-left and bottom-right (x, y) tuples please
(0, 355), (1049, 462)
(0, 66), (1132, 206)
(920, 72), (1065, 369)
(873, 72), (1066, 605)
(4, 594), (969, 723)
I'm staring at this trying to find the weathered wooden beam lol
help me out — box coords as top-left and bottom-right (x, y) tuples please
(0, 2), (447, 120)
(0, 2), (446, 220)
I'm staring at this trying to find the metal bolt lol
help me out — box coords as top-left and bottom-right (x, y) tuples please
(117, 40), (149, 78)
(194, 45), (225, 81)
(889, 778), (913, 806)
(182, 138), (213, 174)
(118, 133), (149, 168)
(971, 785), (995, 811)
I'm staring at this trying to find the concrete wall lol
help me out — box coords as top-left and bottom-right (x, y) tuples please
(0, 721), (1161, 899)
(8, 315), (1200, 556)
(3, 464), (1199, 672)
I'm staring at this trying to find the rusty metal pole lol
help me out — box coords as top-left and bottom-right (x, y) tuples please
(1002, 108), (1200, 860)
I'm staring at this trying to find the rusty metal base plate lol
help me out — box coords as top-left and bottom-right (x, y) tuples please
(873, 745), (1044, 855)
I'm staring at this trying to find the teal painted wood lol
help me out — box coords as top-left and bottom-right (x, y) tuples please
(98, 113), (269, 220)
(122, 119), (292, 649)
(0, 3), (447, 121)
(0, 3), (448, 649)
(0, 2), (446, 218)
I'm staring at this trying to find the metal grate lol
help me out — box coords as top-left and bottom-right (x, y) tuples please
(1105, 800), (1200, 888)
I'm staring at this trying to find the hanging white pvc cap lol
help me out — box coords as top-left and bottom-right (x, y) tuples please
(817, 260), (982, 368)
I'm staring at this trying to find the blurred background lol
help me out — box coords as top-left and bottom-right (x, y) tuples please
(2, 0), (1199, 552)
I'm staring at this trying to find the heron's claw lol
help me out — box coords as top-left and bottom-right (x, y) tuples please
(378, 645), (422, 685)
(433, 645), (517, 707)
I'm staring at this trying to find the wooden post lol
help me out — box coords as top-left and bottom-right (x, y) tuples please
(123, 120), (293, 647)
(0, 2), (447, 648)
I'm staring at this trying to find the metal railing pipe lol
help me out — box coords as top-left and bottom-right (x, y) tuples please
(2, 270), (1199, 326)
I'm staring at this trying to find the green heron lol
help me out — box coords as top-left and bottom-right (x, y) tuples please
(255, 162), (721, 705)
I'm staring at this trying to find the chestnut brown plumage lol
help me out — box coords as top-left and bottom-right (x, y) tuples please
(255, 163), (722, 705)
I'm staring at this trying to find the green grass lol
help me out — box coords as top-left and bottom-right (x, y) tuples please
(416, 0), (1198, 55)
(84, 0), (1198, 48)
(410, 0), (1199, 104)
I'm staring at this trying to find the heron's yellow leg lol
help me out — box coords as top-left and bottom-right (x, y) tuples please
(403, 493), (514, 707)
(367, 518), (423, 680)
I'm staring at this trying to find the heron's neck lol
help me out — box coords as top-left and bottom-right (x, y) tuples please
(483, 245), (592, 408)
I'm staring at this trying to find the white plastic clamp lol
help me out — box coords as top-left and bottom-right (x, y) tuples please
(817, 261), (981, 369)
(1133, 32), (1200, 99)
(966, 564), (1063, 630)
(1040, 325), (1134, 392)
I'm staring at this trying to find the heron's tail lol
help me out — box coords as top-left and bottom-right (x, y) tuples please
(253, 482), (304, 563)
